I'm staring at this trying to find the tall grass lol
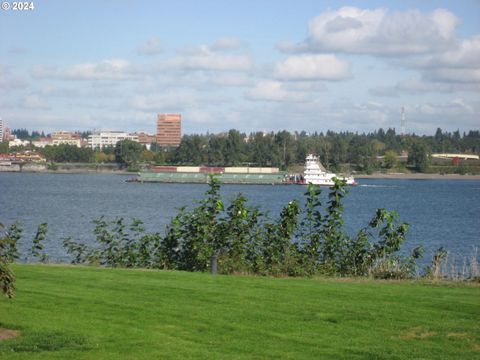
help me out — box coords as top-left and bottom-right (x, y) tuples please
(430, 248), (479, 281)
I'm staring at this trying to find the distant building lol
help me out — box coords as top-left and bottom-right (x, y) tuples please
(3, 127), (13, 142)
(0, 118), (3, 142)
(32, 137), (53, 148)
(135, 132), (156, 150)
(88, 130), (139, 149)
(52, 131), (82, 147)
(8, 138), (30, 147)
(156, 114), (181, 147)
(5, 151), (46, 162)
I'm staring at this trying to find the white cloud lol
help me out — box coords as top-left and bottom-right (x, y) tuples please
(136, 37), (163, 56)
(130, 91), (197, 112)
(409, 98), (480, 132)
(418, 98), (475, 116)
(184, 109), (216, 124)
(400, 36), (480, 84)
(166, 38), (252, 72)
(38, 85), (80, 97)
(0, 65), (28, 89)
(369, 78), (480, 96)
(130, 90), (230, 111)
(245, 81), (307, 102)
(22, 95), (50, 110)
(31, 60), (141, 81)
(164, 53), (253, 72)
(210, 73), (252, 86)
(433, 36), (480, 68)
(62, 59), (138, 81)
(178, 37), (246, 54)
(423, 68), (480, 83)
(210, 37), (245, 51)
(279, 7), (459, 56)
(30, 65), (58, 78)
(274, 54), (351, 81)
(451, 98), (474, 113)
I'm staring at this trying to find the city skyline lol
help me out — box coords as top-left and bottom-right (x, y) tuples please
(1, 0), (479, 135)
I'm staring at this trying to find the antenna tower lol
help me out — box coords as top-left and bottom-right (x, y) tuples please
(400, 106), (406, 136)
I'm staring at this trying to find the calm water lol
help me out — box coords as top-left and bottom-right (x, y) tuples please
(1, 172), (479, 263)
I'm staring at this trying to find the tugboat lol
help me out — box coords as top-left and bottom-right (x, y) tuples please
(303, 154), (356, 186)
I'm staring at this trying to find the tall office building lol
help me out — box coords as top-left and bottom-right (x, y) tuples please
(156, 114), (181, 147)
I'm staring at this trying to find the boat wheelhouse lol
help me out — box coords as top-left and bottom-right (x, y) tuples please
(303, 154), (356, 186)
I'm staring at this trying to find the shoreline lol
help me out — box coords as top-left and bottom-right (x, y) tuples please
(1, 167), (480, 180)
(355, 172), (480, 180)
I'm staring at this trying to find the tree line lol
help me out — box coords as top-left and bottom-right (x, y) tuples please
(3, 128), (480, 172)
(171, 128), (480, 171)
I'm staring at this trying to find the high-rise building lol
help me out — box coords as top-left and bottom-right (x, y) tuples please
(156, 114), (181, 147)
(0, 118), (4, 142)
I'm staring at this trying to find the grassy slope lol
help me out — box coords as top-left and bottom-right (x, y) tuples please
(0, 265), (479, 360)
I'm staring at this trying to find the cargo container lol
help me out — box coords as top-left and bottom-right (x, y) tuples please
(151, 166), (177, 173)
(224, 167), (249, 173)
(177, 166), (200, 173)
(259, 167), (279, 173)
(200, 166), (224, 173)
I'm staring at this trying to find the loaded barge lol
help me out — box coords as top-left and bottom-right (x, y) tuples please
(132, 154), (356, 186)
(136, 166), (290, 185)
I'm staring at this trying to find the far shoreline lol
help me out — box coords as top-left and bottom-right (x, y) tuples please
(2, 167), (480, 180)
(355, 172), (480, 180)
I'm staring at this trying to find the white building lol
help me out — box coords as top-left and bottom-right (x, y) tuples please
(0, 118), (4, 142)
(88, 130), (139, 149)
(8, 138), (30, 147)
(32, 138), (53, 148)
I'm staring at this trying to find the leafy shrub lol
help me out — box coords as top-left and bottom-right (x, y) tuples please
(63, 217), (162, 268)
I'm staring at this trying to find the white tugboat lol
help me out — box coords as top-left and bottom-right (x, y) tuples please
(303, 154), (356, 186)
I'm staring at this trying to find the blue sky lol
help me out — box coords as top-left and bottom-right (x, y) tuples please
(1, 0), (479, 135)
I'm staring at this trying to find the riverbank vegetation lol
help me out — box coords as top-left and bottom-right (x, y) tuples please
(58, 178), (428, 278)
(2, 178), (478, 300)
(0, 264), (479, 359)
(3, 127), (480, 174)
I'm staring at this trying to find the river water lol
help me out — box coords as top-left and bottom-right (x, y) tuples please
(1, 172), (479, 263)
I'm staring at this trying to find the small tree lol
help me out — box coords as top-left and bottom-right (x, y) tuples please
(408, 140), (430, 172)
(115, 139), (144, 167)
(0, 222), (22, 298)
(383, 150), (398, 169)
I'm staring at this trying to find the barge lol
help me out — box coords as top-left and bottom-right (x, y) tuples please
(132, 155), (355, 186)
(135, 166), (288, 185)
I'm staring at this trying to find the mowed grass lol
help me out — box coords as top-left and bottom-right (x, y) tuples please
(0, 265), (479, 359)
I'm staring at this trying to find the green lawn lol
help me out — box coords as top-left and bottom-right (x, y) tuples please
(0, 265), (479, 359)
